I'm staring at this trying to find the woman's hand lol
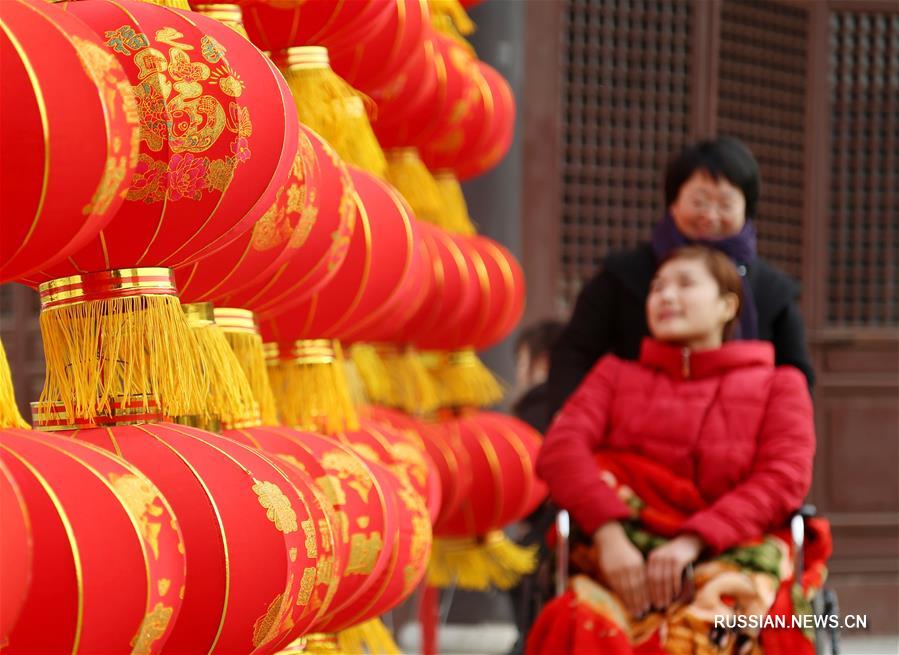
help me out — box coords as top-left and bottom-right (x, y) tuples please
(593, 522), (650, 618)
(646, 533), (704, 610)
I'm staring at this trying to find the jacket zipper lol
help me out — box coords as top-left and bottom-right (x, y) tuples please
(682, 347), (691, 379)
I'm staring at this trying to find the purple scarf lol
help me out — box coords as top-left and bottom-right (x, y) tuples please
(650, 213), (759, 339)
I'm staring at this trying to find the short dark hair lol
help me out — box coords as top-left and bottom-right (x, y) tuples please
(664, 136), (760, 219)
(656, 246), (744, 341)
(515, 320), (565, 361)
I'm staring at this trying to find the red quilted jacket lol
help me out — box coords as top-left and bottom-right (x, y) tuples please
(536, 338), (815, 554)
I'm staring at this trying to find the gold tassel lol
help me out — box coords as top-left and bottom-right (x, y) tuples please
(429, 3), (476, 54)
(427, 531), (538, 591)
(192, 4), (251, 39)
(348, 343), (392, 406)
(429, 0), (476, 36)
(215, 308), (279, 426)
(337, 619), (402, 655)
(342, 352), (369, 408)
(181, 303), (258, 430)
(377, 346), (440, 415)
(274, 46), (387, 179)
(433, 171), (477, 235)
(0, 339), (28, 429)
(384, 148), (446, 228)
(38, 270), (206, 423)
(267, 340), (360, 435)
(426, 349), (505, 409)
(135, 0), (191, 9)
(279, 634), (338, 654)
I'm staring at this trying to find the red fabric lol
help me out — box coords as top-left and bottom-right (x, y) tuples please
(536, 338), (815, 554)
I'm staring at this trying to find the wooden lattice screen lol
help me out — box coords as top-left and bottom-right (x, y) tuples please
(717, 0), (809, 283)
(828, 11), (899, 326)
(559, 0), (693, 306)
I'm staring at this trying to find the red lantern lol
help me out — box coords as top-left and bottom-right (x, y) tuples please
(0, 459), (31, 645)
(347, 419), (441, 526)
(216, 125), (356, 313)
(259, 167), (415, 343)
(328, 0), (428, 94)
(433, 411), (545, 538)
(44, 419), (326, 654)
(175, 130), (307, 303)
(0, 428), (186, 654)
(243, 0), (394, 53)
(27, 0), (299, 280)
(364, 406), (473, 527)
(454, 62), (515, 181)
(418, 62), (490, 173)
(414, 229), (482, 351)
(0, 0), (138, 282)
(221, 426), (398, 635)
(357, 222), (433, 344)
(330, 424), (432, 623)
(370, 37), (439, 149)
(468, 236), (526, 350)
(221, 425), (345, 644)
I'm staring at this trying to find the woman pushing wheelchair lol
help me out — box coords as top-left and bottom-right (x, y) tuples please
(529, 246), (831, 655)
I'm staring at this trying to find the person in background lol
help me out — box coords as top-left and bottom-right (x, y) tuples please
(528, 246), (824, 655)
(512, 320), (565, 434)
(546, 136), (814, 425)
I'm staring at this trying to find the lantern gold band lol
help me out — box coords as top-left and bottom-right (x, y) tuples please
(263, 342), (280, 365)
(385, 147), (421, 161)
(38, 267), (178, 310)
(31, 398), (164, 432)
(181, 302), (216, 328)
(447, 348), (479, 366)
(276, 46), (329, 70)
(290, 339), (338, 365)
(213, 308), (258, 335)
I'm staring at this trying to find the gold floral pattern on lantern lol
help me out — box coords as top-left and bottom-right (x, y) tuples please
(302, 519), (318, 558)
(101, 23), (252, 206)
(345, 532), (384, 575)
(252, 479), (298, 533)
(298, 566), (316, 606)
(130, 602), (174, 655)
(320, 450), (373, 503)
(70, 35), (140, 217)
(252, 588), (291, 648)
(108, 473), (166, 558)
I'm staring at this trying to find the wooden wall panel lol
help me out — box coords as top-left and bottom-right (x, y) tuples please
(557, 0), (693, 307)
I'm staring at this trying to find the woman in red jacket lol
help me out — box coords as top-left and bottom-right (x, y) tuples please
(530, 246), (826, 655)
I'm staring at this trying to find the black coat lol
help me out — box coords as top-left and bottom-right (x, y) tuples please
(546, 243), (815, 419)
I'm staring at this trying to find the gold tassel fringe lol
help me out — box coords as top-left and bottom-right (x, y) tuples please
(183, 310), (258, 428)
(384, 149), (445, 228)
(348, 343), (392, 406)
(434, 172), (477, 235)
(0, 339), (28, 429)
(427, 531), (538, 591)
(427, 349), (504, 409)
(268, 341), (360, 435)
(276, 50), (387, 179)
(378, 346), (440, 415)
(136, 0), (191, 9)
(429, 0), (476, 35)
(223, 330), (279, 425)
(337, 619), (402, 655)
(342, 353), (369, 408)
(38, 295), (205, 422)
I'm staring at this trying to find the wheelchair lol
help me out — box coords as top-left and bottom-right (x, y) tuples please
(522, 504), (842, 655)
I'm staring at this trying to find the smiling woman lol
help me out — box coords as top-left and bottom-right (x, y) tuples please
(545, 136), (815, 430)
(532, 245), (826, 655)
